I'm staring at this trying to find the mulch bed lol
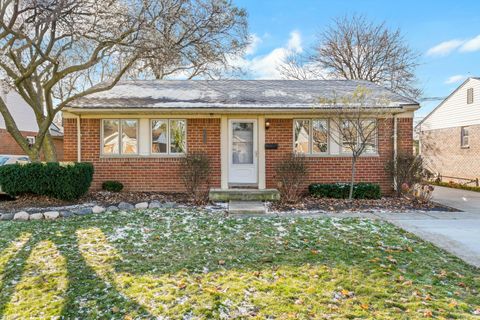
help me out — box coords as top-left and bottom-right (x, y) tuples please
(0, 191), (188, 212)
(269, 196), (457, 212)
(1, 192), (456, 213)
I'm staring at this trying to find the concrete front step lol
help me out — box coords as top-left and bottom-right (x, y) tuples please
(229, 200), (266, 214)
(209, 188), (280, 201)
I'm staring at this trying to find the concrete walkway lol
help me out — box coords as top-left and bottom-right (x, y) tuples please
(384, 186), (480, 268)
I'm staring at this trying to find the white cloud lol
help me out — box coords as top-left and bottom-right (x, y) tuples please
(444, 74), (468, 84)
(427, 34), (480, 56)
(460, 34), (480, 52)
(233, 30), (304, 79)
(245, 34), (262, 55)
(426, 39), (464, 56)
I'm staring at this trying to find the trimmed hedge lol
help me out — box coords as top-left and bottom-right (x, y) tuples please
(308, 182), (381, 199)
(102, 180), (124, 192)
(0, 162), (94, 201)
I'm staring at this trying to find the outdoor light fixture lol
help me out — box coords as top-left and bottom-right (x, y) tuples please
(265, 120), (270, 130)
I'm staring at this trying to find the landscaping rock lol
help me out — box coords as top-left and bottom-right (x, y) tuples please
(107, 206), (119, 212)
(0, 213), (14, 221)
(135, 202), (149, 209)
(163, 201), (177, 209)
(14, 211), (29, 221)
(149, 201), (162, 209)
(60, 211), (75, 218)
(74, 207), (93, 215)
(118, 202), (134, 210)
(44, 211), (60, 220)
(29, 213), (44, 220)
(92, 205), (106, 214)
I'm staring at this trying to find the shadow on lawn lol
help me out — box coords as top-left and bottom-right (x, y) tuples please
(0, 210), (478, 319)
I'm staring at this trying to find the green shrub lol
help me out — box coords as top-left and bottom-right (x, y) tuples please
(102, 180), (124, 192)
(0, 162), (94, 201)
(308, 182), (381, 199)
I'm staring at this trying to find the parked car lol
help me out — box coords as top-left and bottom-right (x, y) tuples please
(0, 155), (30, 166)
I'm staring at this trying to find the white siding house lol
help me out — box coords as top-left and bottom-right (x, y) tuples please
(418, 77), (480, 183)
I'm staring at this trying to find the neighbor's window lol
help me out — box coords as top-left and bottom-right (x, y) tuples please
(151, 119), (187, 155)
(294, 119), (328, 154)
(467, 88), (474, 104)
(102, 119), (138, 155)
(461, 126), (469, 148)
(341, 119), (377, 154)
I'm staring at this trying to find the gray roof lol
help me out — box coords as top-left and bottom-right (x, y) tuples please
(67, 80), (419, 110)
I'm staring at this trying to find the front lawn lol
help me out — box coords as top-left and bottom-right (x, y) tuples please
(0, 209), (478, 319)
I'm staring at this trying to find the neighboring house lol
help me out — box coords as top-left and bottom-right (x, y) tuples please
(0, 86), (64, 160)
(62, 80), (418, 194)
(417, 77), (480, 184)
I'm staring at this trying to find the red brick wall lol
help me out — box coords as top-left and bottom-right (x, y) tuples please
(0, 128), (63, 160)
(64, 116), (413, 194)
(64, 118), (221, 192)
(265, 118), (413, 194)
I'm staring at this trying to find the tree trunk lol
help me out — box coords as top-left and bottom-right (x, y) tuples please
(349, 156), (357, 200)
(42, 133), (57, 162)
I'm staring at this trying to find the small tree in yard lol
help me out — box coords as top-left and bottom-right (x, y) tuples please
(321, 86), (391, 200)
(0, 0), (248, 162)
(275, 153), (307, 204)
(180, 152), (211, 205)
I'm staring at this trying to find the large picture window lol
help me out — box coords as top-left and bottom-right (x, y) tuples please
(102, 119), (138, 155)
(151, 119), (186, 155)
(294, 119), (328, 154)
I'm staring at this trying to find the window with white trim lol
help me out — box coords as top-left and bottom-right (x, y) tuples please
(341, 119), (378, 154)
(461, 126), (469, 148)
(102, 119), (138, 155)
(151, 119), (187, 154)
(293, 119), (329, 154)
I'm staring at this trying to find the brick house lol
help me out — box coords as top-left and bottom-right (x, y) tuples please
(418, 77), (480, 184)
(0, 87), (64, 159)
(62, 80), (418, 195)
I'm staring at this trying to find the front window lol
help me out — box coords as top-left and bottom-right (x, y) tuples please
(102, 119), (138, 155)
(461, 126), (469, 148)
(341, 119), (377, 154)
(151, 119), (187, 155)
(294, 119), (329, 154)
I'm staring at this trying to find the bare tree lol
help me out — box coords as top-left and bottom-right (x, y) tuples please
(321, 86), (391, 199)
(277, 51), (323, 80)
(0, 0), (248, 161)
(132, 0), (248, 80)
(278, 15), (421, 99)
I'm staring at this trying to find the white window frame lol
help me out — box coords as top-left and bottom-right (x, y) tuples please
(461, 126), (469, 148)
(293, 119), (329, 155)
(340, 119), (378, 155)
(101, 119), (139, 156)
(150, 119), (187, 156)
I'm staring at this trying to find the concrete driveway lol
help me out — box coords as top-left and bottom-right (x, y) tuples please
(381, 186), (480, 268)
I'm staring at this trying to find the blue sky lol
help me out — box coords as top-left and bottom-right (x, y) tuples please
(235, 0), (480, 118)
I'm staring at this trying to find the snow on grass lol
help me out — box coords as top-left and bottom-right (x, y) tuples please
(0, 208), (478, 318)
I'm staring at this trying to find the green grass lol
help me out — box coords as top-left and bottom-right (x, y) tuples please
(0, 209), (478, 319)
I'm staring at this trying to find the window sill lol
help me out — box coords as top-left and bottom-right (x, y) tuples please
(461, 146), (470, 149)
(299, 153), (380, 158)
(99, 154), (186, 159)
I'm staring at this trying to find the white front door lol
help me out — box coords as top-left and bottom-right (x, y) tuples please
(228, 119), (258, 185)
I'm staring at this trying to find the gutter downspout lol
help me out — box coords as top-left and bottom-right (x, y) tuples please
(76, 114), (81, 162)
(393, 114), (398, 192)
